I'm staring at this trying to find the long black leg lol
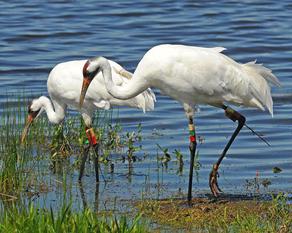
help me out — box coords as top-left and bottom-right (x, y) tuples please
(209, 105), (246, 197)
(78, 180), (88, 209)
(92, 143), (99, 182)
(187, 116), (197, 203)
(94, 182), (100, 212)
(78, 143), (90, 181)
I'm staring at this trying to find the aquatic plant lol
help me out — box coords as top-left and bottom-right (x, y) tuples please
(173, 149), (183, 175)
(0, 94), (144, 199)
(156, 144), (171, 169)
(123, 123), (142, 173)
(0, 203), (148, 233)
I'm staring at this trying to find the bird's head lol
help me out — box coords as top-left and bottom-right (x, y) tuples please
(79, 57), (104, 108)
(21, 99), (43, 144)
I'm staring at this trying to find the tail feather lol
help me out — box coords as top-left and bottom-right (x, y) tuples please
(139, 88), (156, 113)
(243, 61), (280, 116)
(244, 61), (281, 87)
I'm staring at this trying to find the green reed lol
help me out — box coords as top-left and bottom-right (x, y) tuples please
(0, 94), (144, 199)
(0, 95), (32, 197)
(211, 193), (292, 233)
(0, 94), (149, 232)
(0, 202), (149, 233)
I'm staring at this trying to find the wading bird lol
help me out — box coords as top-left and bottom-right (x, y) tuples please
(21, 58), (156, 182)
(79, 44), (280, 201)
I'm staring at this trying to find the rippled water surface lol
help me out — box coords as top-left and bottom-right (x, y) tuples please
(0, 1), (292, 209)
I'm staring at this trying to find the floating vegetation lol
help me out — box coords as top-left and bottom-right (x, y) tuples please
(245, 171), (274, 195)
(272, 166), (282, 174)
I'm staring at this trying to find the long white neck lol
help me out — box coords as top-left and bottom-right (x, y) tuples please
(37, 96), (65, 124)
(100, 58), (149, 100)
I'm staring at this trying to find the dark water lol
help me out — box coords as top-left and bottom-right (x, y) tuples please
(1, 1), (292, 209)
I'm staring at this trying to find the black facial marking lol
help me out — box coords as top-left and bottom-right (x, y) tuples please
(28, 102), (40, 118)
(83, 58), (102, 80)
(89, 67), (100, 79)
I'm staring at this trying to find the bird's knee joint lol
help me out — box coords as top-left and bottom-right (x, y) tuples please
(213, 163), (219, 171)
(238, 115), (246, 125)
(225, 107), (245, 124)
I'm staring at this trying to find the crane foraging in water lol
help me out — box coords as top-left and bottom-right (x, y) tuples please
(79, 44), (280, 201)
(21, 58), (156, 181)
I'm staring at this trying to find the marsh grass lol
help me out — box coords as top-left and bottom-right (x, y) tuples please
(0, 203), (149, 233)
(1, 94), (291, 233)
(0, 94), (144, 199)
(0, 96), (34, 197)
(138, 193), (292, 232)
(0, 94), (150, 232)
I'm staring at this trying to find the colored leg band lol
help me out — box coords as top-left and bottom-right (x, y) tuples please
(189, 135), (196, 142)
(188, 124), (196, 142)
(85, 128), (98, 146)
(188, 124), (194, 131)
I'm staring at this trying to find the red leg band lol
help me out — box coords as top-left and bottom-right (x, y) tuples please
(85, 128), (98, 146)
(189, 135), (196, 142)
(90, 134), (97, 145)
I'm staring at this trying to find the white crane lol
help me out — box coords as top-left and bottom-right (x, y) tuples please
(79, 44), (280, 201)
(21, 58), (156, 182)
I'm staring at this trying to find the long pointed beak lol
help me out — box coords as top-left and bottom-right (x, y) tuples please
(21, 114), (34, 144)
(79, 77), (91, 108)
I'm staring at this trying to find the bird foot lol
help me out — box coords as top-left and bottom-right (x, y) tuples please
(209, 164), (222, 197)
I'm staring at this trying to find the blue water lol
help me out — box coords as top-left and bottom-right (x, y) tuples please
(0, 1), (292, 209)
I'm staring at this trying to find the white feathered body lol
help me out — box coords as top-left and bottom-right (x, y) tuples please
(133, 44), (280, 115)
(47, 59), (155, 114)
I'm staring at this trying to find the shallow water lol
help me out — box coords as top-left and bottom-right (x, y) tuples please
(0, 1), (292, 210)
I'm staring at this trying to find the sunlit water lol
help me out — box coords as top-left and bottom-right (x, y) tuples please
(0, 1), (292, 210)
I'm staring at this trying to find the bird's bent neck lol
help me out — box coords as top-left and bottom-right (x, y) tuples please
(99, 59), (148, 100)
(38, 96), (65, 124)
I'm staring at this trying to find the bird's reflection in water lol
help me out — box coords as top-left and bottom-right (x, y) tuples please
(78, 181), (99, 212)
